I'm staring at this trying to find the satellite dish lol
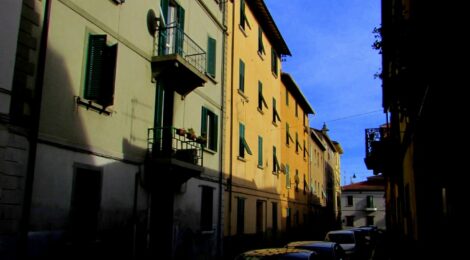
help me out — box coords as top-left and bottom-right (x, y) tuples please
(147, 9), (158, 35)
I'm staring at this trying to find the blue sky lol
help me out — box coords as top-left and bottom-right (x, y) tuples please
(265, 0), (383, 185)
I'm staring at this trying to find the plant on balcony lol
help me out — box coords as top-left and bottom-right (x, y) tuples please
(176, 128), (186, 136)
(186, 128), (196, 140)
(196, 133), (207, 146)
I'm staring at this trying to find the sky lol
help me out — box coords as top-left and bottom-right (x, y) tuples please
(264, 0), (384, 186)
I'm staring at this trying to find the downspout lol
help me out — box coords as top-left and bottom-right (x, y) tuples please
(217, 0), (228, 257)
(227, 0), (236, 246)
(19, 0), (51, 257)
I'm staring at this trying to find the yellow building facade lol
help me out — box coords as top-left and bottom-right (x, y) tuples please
(279, 73), (314, 238)
(223, 0), (290, 252)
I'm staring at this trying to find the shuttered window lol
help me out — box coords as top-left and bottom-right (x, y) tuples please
(84, 34), (117, 108)
(273, 146), (280, 173)
(239, 59), (245, 92)
(258, 81), (268, 111)
(201, 107), (218, 151)
(239, 123), (252, 158)
(207, 37), (216, 77)
(272, 98), (281, 123)
(258, 136), (263, 167)
(271, 48), (278, 76)
(286, 164), (291, 189)
(258, 27), (265, 54)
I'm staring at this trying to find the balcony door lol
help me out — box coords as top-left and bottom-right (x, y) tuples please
(159, 0), (185, 56)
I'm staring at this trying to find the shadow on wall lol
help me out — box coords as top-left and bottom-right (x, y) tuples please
(25, 44), (152, 260)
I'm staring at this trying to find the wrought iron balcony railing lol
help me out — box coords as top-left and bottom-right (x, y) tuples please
(364, 127), (391, 173)
(157, 25), (206, 74)
(148, 127), (203, 167)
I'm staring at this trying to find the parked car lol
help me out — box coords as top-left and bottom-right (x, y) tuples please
(324, 230), (356, 257)
(286, 241), (346, 260)
(234, 248), (317, 260)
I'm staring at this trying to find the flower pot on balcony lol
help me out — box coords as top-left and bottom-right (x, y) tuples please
(176, 128), (186, 136)
(196, 136), (207, 146)
(186, 128), (196, 140)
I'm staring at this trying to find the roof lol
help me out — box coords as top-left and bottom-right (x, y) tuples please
(333, 141), (344, 154)
(310, 128), (326, 151)
(313, 128), (337, 153)
(246, 0), (291, 56)
(342, 176), (385, 191)
(281, 73), (315, 114)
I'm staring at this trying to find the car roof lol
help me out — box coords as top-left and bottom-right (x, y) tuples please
(238, 248), (314, 257)
(327, 230), (355, 235)
(287, 241), (336, 248)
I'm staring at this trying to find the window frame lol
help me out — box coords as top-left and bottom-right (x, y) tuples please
(201, 107), (218, 152)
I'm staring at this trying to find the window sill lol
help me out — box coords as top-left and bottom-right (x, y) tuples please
(272, 121), (278, 127)
(257, 107), (264, 115)
(238, 89), (249, 102)
(257, 165), (264, 170)
(205, 73), (218, 84)
(204, 148), (217, 154)
(239, 24), (248, 38)
(76, 96), (112, 115)
(237, 156), (247, 162)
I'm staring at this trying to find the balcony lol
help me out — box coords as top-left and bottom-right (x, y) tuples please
(152, 26), (209, 96)
(364, 127), (392, 174)
(145, 127), (203, 186)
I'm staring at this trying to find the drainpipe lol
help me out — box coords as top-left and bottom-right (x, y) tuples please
(217, 0), (228, 258)
(18, 0), (51, 257)
(227, 0), (236, 250)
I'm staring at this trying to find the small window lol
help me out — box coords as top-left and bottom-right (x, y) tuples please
(258, 136), (263, 167)
(272, 98), (281, 123)
(295, 132), (302, 153)
(240, 0), (246, 29)
(286, 164), (290, 189)
(239, 123), (252, 158)
(271, 48), (278, 76)
(273, 146), (280, 173)
(258, 27), (265, 54)
(367, 195), (374, 208)
(347, 195), (353, 206)
(346, 216), (355, 227)
(285, 89), (289, 106)
(200, 186), (213, 231)
(206, 37), (216, 78)
(258, 81), (268, 111)
(294, 169), (299, 191)
(286, 123), (294, 145)
(201, 107), (218, 151)
(84, 34), (118, 108)
(366, 216), (375, 226)
(303, 174), (307, 193)
(239, 59), (245, 92)
(295, 102), (298, 117)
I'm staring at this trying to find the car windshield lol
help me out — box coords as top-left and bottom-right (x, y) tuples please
(327, 233), (355, 244)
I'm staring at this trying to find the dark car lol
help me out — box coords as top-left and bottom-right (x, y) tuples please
(286, 241), (346, 260)
(235, 248), (317, 260)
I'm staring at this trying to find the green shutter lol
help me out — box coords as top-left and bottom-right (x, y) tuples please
(211, 112), (218, 151)
(258, 82), (262, 109)
(85, 35), (107, 101)
(239, 59), (245, 92)
(258, 27), (264, 54)
(176, 5), (185, 55)
(158, 0), (169, 55)
(258, 136), (263, 167)
(207, 37), (216, 77)
(286, 164), (290, 188)
(100, 43), (117, 107)
(286, 89), (289, 106)
(240, 0), (245, 29)
(201, 107), (208, 137)
(239, 123), (245, 157)
(160, 0), (169, 24)
(286, 123), (290, 145)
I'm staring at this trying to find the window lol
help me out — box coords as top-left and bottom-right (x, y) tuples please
(240, 0), (246, 29)
(286, 123), (293, 145)
(206, 37), (216, 78)
(70, 165), (102, 240)
(295, 132), (302, 153)
(295, 102), (298, 117)
(303, 140), (308, 158)
(237, 197), (245, 234)
(239, 123), (252, 158)
(272, 202), (278, 234)
(303, 174), (307, 193)
(366, 216), (375, 226)
(258, 136), (263, 167)
(239, 59), (245, 92)
(286, 208), (291, 231)
(303, 112), (306, 126)
(285, 89), (289, 106)
(256, 200), (265, 234)
(271, 48), (278, 76)
(367, 195), (374, 208)
(201, 107), (218, 151)
(200, 186), (213, 231)
(286, 164), (291, 189)
(258, 81), (268, 111)
(295, 169), (299, 191)
(347, 195), (353, 206)
(273, 146), (280, 173)
(346, 216), (355, 227)
(258, 27), (265, 54)
(272, 98), (281, 123)
(84, 34), (117, 108)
